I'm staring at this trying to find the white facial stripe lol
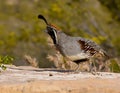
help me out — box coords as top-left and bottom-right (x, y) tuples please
(53, 29), (58, 44)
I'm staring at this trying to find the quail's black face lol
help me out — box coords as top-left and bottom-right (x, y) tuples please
(46, 25), (58, 44)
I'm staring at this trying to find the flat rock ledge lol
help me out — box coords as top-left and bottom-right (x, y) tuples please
(0, 65), (120, 93)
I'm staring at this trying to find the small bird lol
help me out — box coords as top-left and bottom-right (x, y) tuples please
(38, 14), (109, 71)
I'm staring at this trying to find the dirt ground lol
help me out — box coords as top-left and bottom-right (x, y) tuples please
(0, 65), (120, 93)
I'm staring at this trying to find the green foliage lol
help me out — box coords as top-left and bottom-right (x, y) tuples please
(0, 55), (14, 70)
(0, 65), (6, 70)
(99, 0), (120, 21)
(110, 59), (120, 73)
(0, 0), (119, 69)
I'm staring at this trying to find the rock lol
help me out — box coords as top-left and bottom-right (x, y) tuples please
(0, 65), (120, 93)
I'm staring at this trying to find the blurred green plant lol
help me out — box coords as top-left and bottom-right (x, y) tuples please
(0, 55), (14, 70)
(0, 0), (119, 70)
(110, 59), (120, 73)
(99, 0), (120, 21)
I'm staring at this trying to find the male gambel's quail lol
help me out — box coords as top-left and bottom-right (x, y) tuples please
(38, 14), (108, 71)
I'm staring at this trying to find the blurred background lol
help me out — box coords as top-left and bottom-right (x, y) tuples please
(0, 0), (120, 71)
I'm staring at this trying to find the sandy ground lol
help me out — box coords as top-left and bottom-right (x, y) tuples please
(0, 65), (120, 93)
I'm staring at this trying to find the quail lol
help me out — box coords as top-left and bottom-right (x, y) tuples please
(38, 14), (109, 71)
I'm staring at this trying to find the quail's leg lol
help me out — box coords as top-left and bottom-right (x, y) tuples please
(89, 58), (100, 75)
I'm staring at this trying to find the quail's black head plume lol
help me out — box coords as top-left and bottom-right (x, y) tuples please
(38, 14), (48, 25)
(38, 14), (60, 30)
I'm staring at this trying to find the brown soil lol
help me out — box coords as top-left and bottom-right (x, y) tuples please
(0, 65), (120, 93)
